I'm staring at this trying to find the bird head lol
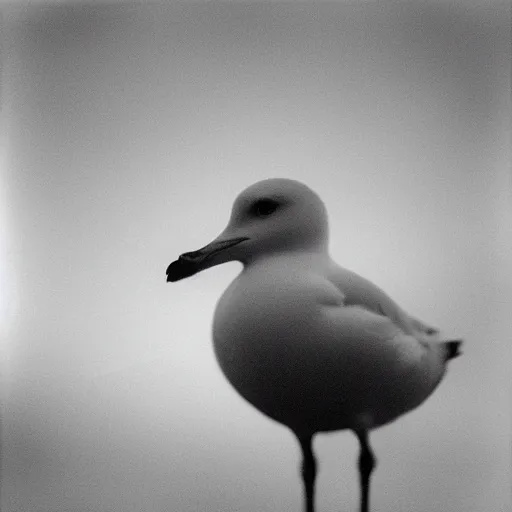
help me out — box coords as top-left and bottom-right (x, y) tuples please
(166, 178), (329, 282)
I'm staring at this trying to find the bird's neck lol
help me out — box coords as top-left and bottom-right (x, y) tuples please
(242, 248), (331, 272)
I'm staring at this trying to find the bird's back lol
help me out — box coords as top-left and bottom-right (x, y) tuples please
(212, 257), (458, 434)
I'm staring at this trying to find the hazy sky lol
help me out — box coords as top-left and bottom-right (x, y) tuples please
(2, 2), (511, 512)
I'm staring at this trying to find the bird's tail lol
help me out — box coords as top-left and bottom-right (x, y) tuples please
(443, 339), (463, 361)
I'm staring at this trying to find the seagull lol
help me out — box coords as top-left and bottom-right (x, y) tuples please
(166, 178), (462, 512)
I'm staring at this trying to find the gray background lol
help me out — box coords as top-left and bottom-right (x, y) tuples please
(2, 2), (511, 512)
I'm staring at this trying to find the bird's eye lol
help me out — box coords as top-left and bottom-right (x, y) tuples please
(251, 199), (280, 217)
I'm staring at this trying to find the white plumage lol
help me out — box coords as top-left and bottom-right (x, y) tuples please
(166, 178), (461, 512)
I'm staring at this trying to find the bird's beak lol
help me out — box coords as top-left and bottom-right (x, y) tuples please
(166, 236), (249, 282)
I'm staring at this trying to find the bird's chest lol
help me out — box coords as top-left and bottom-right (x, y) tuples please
(211, 274), (324, 421)
(213, 273), (319, 357)
(211, 269), (344, 412)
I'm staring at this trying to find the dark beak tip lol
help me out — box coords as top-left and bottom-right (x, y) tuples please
(166, 236), (248, 283)
(165, 260), (180, 282)
(166, 257), (198, 282)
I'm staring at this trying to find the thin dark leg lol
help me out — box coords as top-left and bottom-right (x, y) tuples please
(355, 430), (376, 512)
(297, 434), (317, 512)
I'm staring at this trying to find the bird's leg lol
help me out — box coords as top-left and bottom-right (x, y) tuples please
(355, 430), (376, 512)
(298, 434), (317, 512)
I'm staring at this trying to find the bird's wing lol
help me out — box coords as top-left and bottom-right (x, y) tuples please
(327, 262), (438, 338)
